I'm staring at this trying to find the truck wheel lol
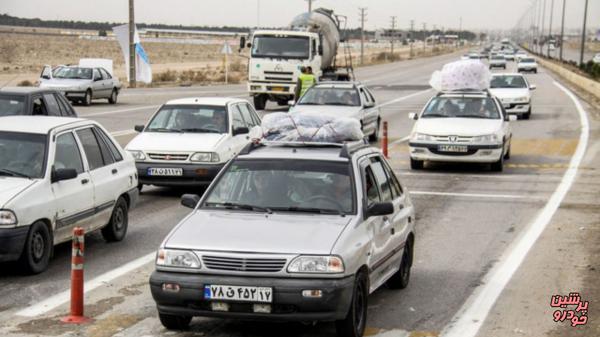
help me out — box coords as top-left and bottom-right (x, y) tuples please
(19, 221), (52, 274)
(108, 89), (118, 104)
(253, 95), (266, 110)
(83, 90), (92, 106)
(159, 312), (192, 330)
(335, 272), (368, 337)
(386, 237), (413, 289)
(101, 197), (128, 242)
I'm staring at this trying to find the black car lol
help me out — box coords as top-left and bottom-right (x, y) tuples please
(0, 87), (77, 117)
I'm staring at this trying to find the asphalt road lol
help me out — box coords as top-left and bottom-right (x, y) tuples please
(0, 52), (592, 336)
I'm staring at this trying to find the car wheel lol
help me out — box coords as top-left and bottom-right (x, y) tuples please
(368, 119), (380, 142)
(523, 107), (531, 120)
(410, 158), (424, 170)
(386, 237), (413, 289)
(158, 312), (192, 330)
(335, 272), (368, 337)
(504, 144), (511, 160)
(137, 183), (143, 193)
(101, 197), (128, 242)
(534, 70), (538, 74)
(108, 89), (118, 104)
(491, 152), (504, 172)
(19, 221), (52, 274)
(83, 90), (92, 106)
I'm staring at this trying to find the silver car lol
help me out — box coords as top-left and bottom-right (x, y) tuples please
(39, 66), (122, 106)
(149, 141), (416, 337)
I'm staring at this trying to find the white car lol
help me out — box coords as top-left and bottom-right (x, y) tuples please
(490, 73), (536, 120)
(489, 55), (507, 69)
(593, 53), (600, 64)
(408, 90), (516, 171)
(289, 81), (381, 141)
(0, 116), (138, 273)
(126, 97), (262, 189)
(504, 53), (515, 61)
(517, 57), (538, 73)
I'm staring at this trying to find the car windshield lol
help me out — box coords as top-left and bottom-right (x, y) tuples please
(490, 76), (527, 89)
(146, 105), (228, 134)
(53, 67), (93, 80)
(422, 96), (501, 119)
(0, 131), (47, 179)
(298, 87), (361, 106)
(251, 36), (310, 59)
(203, 159), (355, 215)
(0, 95), (25, 116)
(521, 58), (535, 63)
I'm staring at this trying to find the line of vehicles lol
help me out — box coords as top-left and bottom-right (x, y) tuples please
(0, 21), (537, 337)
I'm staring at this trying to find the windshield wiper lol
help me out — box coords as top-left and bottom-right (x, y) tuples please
(0, 168), (31, 179)
(206, 202), (272, 213)
(298, 102), (322, 105)
(454, 115), (492, 119)
(147, 128), (183, 133)
(180, 128), (221, 134)
(421, 114), (449, 118)
(271, 206), (344, 216)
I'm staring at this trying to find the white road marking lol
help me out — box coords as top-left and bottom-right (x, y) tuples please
(440, 81), (589, 337)
(83, 105), (159, 117)
(375, 88), (433, 109)
(15, 252), (156, 317)
(409, 191), (534, 200)
(390, 136), (410, 145)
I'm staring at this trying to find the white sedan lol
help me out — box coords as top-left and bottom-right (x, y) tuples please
(408, 91), (516, 171)
(126, 97), (262, 189)
(490, 73), (536, 120)
(517, 57), (538, 73)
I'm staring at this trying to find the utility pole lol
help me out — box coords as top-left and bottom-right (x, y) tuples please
(128, 0), (136, 88)
(410, 20), (415, 57)
(422, 22), (427, 51)
(559, 0), (566, 61)
(579, 0), (589, 66)
(390, 16), (397, 59)
(547, 0), (554, 57)
(540, 0), (546, 55)
(459, 16), (462, 45)
(359, 7), (367, 65)
(306, 0), (316, 12)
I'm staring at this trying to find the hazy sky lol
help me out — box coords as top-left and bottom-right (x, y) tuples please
(2, 0), (599, 31)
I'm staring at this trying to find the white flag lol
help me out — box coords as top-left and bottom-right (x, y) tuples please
(113, 24), (152, 84)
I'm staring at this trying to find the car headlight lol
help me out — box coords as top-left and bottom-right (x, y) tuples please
(412, 133), (435, 142)
(514, 97), (529, 103)
(127, 150), (146, 161)
(0, 210), (17, 227)
(156, 249), (201, 269)
(190, 152), (220, 163)
(287, 255), (344, 274)
(472, 134), (499, 143)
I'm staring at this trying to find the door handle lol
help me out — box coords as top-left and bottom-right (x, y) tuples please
(81, 179), (89, 185)
(112, 168), (118, 174)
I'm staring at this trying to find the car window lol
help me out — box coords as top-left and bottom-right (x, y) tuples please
(92, 128), (115, 166)
(381, 158), (403, 197)
(246, 103), (261, 125)
(237, 104), (257, 127)
(76, 128), (105, 170)
(231, 108), (246, 130)
(55, 93), (75, 116)
(359, 88), (371, 106)
(32, 96), (48, 116)
(365, 88), (376, 104)
(99, 68), (112, 80)
(370, 159), (393, 202)
(43, 94), (61, 116)
(490, 76), (527, 89)
(0, 131), (47, 178)
(55, 132), (84, 174)
(93, 69), (101, 81)
(364, 166), (380, 205)
(0, 95), (25, 116)
(94, 127), (123, 162)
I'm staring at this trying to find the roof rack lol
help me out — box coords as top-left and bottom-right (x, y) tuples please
(437, 89), (492, 97)
(339, 139), (370, 158)
(238, 139), (371, 158)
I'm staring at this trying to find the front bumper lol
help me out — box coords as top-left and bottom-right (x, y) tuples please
(248, 82), (295, 97)
(0, 226), (29, 263)
(409, 142), (503, 163)
(502, 102), (530, 115)
(126, 187), (139, 209)
(518, 67), (537, 72)
(136, 162), (225, 187)
(489, 63), (507, 68)
(149, 271), (354, 322)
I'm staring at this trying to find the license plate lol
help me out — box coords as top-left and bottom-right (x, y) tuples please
(204, 285), (273, 303)
(438, 145), (468, 153)
(147, 168), (183, 176)
(271, 87), (285, 92)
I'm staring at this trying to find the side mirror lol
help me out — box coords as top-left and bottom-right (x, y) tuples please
(41, 75), (51, 80)
(51, 168), (78, 183)
(239, 36), (246, 49)
(408, 112), (418, 120)
(181, 194), (201, 209)
(508, 115), (518, 122)
(134, 125), (145, 132)
(529, 84), (537, 90)
(366, 202), (394, 218)
(232, 126), (250, 136)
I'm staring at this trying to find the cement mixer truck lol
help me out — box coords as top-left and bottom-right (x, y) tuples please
(239, 8), (353, 110)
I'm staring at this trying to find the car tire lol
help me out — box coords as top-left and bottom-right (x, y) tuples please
(19, 221), (52, 274)
(504, 144), (511, 160)
(534, 70), (538, 74)
(368, 119), (380, 142)
(491, 153), (504, 172)
(137, 183), (143, 193)
(83, 90), (92, 106)
(523, 107), (531, 120)
(108, 89), (118, 104)
(101, 197), (128, 242)
(386, 237), (413, 289)
(410, 158), (424, 170)
(158, 312), (192, 330)
(253, 95), (266, 110)
(335, 272), (368, 337)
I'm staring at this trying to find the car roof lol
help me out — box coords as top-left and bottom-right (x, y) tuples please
(0, 87), (57, 95)
(313, 81), (363, 89)
(164, 97), (247, 106)
(0, 116), (92, 134)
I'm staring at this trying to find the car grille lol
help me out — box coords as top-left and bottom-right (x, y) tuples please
(263, 71), (294, 82)
(202, 255), (287, 272)
(147, 153), (189, 161)
(432, 136), (473, 143)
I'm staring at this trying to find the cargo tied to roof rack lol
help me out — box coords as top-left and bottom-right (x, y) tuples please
(255, 112), (364, 143)
(429, 60), (491, 92)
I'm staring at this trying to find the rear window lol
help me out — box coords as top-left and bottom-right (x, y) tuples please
(0, 95), (25, 116)
(521, 58), (535, 63)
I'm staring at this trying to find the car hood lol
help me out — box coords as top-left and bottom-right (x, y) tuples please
(290, 105), (362, 118)
(0, 177), (36, 208)
(414, 118), (502, 136)
(166, 211), (353, 255)
(40, 78), (91, 88)
(126, 132), (227, 152)
(489, 88), (530, 99)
